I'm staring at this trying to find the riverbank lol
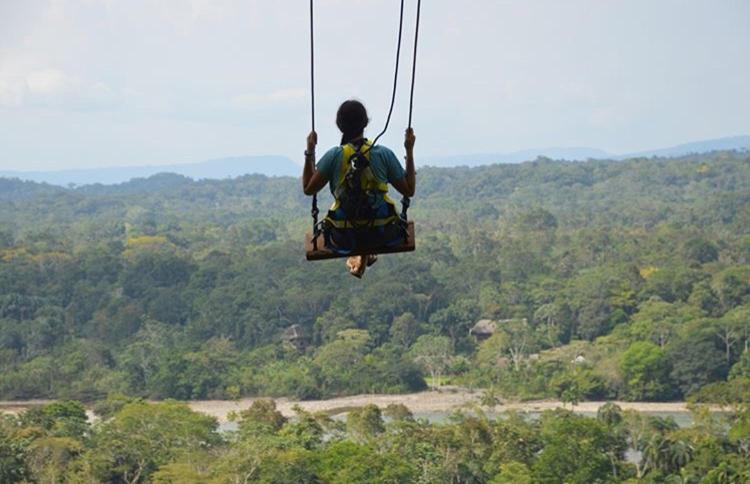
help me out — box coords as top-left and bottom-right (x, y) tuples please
(1, 390), (711, 423)
(188, 391), (704, 422)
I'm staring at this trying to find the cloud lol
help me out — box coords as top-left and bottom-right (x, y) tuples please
(231, 88), (306, 110)
(0, 79), (24, 107)
(25, 68), (73, 95)
(0, 68), (118, 110)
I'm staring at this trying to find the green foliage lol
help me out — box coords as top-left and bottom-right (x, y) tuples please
(346, 404), (385, 442)
(382, 403), (414, 421)
(489, 461), (533, 484)
(730, 351), (750, 380)
(85, 401), (220, 483)
(534, 410), (625, 482)
(316, 440), (417, 483)
(409, 334), (453, 388)
(597, 402), (624, 427)
(668, 333), (728, 397)
(25, 436), (83, 483)
(551, 365), (606, 405)
(3, 391), (750, 483)
(238, 399), (287, 433)
(1, 151), (749, 403)
(20, 401), (89, 439)
(620, 341), (672, 400)
(0, 416), (29, 483)
(278, 406), (326, 450)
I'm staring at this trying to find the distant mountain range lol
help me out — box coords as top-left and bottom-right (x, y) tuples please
(422, 135), (750, 167)
(1, 136), (748, 186)
(424, 147), (612, 167)
(0, 155), (300, 187)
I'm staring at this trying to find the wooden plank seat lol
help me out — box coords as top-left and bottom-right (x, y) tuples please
(305, 221), (415, 261)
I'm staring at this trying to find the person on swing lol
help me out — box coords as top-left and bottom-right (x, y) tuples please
(302, 99), (416, 278)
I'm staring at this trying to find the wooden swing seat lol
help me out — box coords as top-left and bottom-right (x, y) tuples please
(305, 221), (415, 261)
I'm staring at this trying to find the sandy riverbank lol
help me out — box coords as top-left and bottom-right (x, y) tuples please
(0, 391), (711, 423)
(189, 391), (703, 422)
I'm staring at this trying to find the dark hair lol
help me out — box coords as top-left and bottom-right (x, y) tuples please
(336, 100), (369, 145)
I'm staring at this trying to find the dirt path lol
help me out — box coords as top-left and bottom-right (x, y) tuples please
(0, 391), (707, 422)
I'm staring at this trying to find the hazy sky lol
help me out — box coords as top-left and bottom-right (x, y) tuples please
(1, 0), (748, 171)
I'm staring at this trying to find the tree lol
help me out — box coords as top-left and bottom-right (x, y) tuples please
(628, 299), (700, 349)
(151, 462), (208, 483)
(346, 404), (385, 442)
(278, 406), (325, 450)
(20, 401), (89, 439)
(567, 267), (635, 340)
(0, 229), (13, 249)
(383, 403), (414, 422)
(620, 341), (671, 400)
(238, 399), (287, 434)
(85, 401), (220, 484)
(712, 266), (750, 312)
(721, 305), (750, 357)
(714, 317), (741, 366)
(551, 367), (604, 407)
(689, 280), (721, 315)
(486, 411), (542, 469)
(178, 337), (240, 399)
(500, 319), (535, 372)
(533, 303), (565, 347)
(409, 335), (453, 389)
(489, 461), (533, 484)
(534, 411), (624, 483)
(475, 332), (509, 378)
(252, 448), (318, 483)
(668, 335), (728, 397)
(0, 416), (29, 484)
(389, 312), (420, 348)
(683, 237), (719, 264)
(643, 266), (702, 303)
(427, 299), (479, 349)
(730, 351), (750, 380)
(25, 437), (83, 483)
(317, 440), (417, 483)
(597, 402), (624, 428)
(314, 329), (371, 393)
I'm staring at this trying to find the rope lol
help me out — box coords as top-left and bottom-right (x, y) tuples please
(402, 0), (421, 232)
(408, 0), (421, 128)
(370, 0), (406, 148)
(309, 0), (315, 132)
(309, 0), (319, 242)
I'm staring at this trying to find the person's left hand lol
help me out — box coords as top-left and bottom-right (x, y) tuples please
(404, 128), (416, 152)
(307, 131), (318, 153)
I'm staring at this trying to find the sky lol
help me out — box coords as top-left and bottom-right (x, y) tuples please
(0, 0), (748, 171)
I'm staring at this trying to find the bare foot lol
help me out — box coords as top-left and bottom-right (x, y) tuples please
(346, 256), (367, 278)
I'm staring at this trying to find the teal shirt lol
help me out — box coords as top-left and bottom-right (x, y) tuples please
(316, 143), (405, 196)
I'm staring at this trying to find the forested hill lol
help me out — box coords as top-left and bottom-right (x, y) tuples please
(0, 151), (748, 402)
(3, 151), (748, 231)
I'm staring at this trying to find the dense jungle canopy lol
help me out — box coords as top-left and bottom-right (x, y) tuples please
(0, 151), (749, 403)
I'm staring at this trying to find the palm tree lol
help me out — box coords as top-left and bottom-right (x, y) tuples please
(668, 439), (694, 470)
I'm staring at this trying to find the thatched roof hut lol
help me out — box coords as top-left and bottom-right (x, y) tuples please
(469, 319), (498, 341)
(282, 324), (309, 351)
(469, 318), (530, 342)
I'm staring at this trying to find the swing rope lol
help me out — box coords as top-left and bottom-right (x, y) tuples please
(408, 0), (421, 129)
(310, 0), (319, 234)
(370, 0), (406, 148)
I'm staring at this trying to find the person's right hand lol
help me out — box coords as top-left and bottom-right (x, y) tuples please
(404, 128), (416, 152)
(307, 131), (318, 153)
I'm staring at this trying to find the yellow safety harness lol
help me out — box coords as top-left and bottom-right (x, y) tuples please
(324, 141), (400, 229)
